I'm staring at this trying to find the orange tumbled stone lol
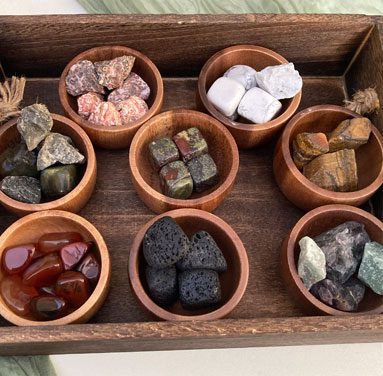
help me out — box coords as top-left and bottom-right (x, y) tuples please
(55, 271), (90, 308)
(59, 241), (92, 271)
(38, 232), (83, 254)
(2, 244), (36, 274)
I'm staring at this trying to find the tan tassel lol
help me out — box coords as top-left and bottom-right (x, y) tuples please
(344, 88), (380, 115)
(0, 76), (26, 123)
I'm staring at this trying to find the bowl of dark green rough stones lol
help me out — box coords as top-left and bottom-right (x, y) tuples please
(281, 204), (383, 315)
(0, 114), (96, 216)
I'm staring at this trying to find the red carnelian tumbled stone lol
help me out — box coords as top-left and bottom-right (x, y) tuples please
(59, 242), (93, 271)
(0, 275), (39, 316)
(22, 253), (63, 287)
(30, 296), (68, 321)
(39, 285), (56, 296)
(55, 271), (90, 308)
(77, 253), (100, 285)
(38, 232), (83, 254)
(2, 244), (36, 274)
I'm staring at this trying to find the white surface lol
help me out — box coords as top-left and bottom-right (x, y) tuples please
(2, 2), (383, 375)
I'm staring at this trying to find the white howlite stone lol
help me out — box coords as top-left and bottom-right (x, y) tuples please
(298, 236), (326, 290)
(237, 87), (282, 124)
(224, 65), (257, 90)
(207, 77), (246, 117)
(255, 62), (302, 100)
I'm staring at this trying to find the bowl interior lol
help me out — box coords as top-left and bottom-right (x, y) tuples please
(202, 47), (293, 125)
(288, 109), (383, 190)
(291, 209), (383, 313)
(137, 214), (243, 316)
(136, 112), (235, 200)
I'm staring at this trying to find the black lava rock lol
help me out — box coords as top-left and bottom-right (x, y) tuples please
(145, 266), (178, 307)
(143, 216), (190, 268)
(177, 231), (227, 272)
(178, 269), (221, 309)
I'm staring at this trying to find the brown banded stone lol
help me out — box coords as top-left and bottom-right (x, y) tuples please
(293, 132), (329, 169)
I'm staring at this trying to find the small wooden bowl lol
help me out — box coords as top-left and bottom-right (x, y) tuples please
(281, 204), (383, 315)
(0, 114), (96, 217)
(197, 45), (302, 149)
(59, 45), (164, 149)
(0, 210), (111, 326)
(273, 105), (383, 211)
(129, 109), (239, 213)
(128, 208), (249, 321)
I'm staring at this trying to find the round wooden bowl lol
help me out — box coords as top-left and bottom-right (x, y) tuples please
(128, 208), (249, 321)
(0, 114), (96, 217)
(281, 204), (383, 315)
(59, 45), (164, 149)
(273, 105), (383, 211)
(129, 109), (239, 214)
(0, 210), (111, 326)
(196, 45), (302, 149)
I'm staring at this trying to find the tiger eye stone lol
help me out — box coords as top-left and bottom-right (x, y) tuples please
(2, 244), (36, 274)
(38, 232), (83, 254)
(30, 296), (68, 321)
(76, 253), (100, 285)
(55, 271), (90, 308)
(0, 275), (39, 316)
(22, 253), (63, 287)
(60, 241), (93, 271)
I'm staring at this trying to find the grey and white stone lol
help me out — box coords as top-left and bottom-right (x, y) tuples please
(255, 62), (302, 100)
(237, 87), (282, 124)
(0, 176), (41, 204)
(358, 242), (383, 295)
(223, 65), (257, 90)
(298, 236), (326, 290)
(207, 77), (245, 117)
(17, 104), (53, 151)
(37, 133), (85, 171)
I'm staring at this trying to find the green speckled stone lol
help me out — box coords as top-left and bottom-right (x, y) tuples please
(358, 242), (383, 295)
(159, 160), (193, 199)
(40, 164), (78, 198)
(148, 137), (179, 170)
(173, 127), (208, 162)
(0, 143), (38, 178)
(186, 153), (219, 193)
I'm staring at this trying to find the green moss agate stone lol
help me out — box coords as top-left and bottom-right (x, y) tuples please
(186, 153), (218, 193)
(358, 242), (383, 295)
(0, 176), (41, 203)
(40, 164), (78, 198)
(159, 160), (193, 199)
(173, 127), (208, 162)
(148, 137), (179, 170)
(0, 143), (38, 178)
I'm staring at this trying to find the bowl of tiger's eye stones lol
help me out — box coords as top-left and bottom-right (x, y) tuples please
(273, 105), (383, 211)
(281, 204), (383, 315)
(129, 109), (239, 213)
(0, 210), (110, 326)
(0, 104), (96, 216)
(128, 209), (249, 321)
(59, 45), (164, 149)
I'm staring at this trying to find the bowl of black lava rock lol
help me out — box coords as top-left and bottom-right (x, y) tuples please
(128, 208), (249, 320)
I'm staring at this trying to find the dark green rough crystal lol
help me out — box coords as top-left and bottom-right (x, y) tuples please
(173, 127), (208, 162)
(40, 164), (78, 198)
(186, 153), (219, 193)
(148, 137), (179, 170)
(159, 160), (193, 199)
(0, 176), (41, 203)
(0, 143), (38, 178)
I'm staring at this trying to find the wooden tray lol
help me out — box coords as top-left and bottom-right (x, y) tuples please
(0, 14), (383, 355)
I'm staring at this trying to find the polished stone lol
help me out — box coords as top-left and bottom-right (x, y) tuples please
(173, 127), (208, 162)
(159, 160), (193, 199)
(186, 153), (219, 193)
(30, 295), (68, 321)
(59, 241), (92, 271)
(2, 244), (36, 274)
(40, 164), (78, 198)
(148, 137), (179, 170)
(38, 232), (83, 254)
(55, 271), (90, 308)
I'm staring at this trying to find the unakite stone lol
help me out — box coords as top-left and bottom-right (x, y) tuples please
(146, 266), (178, 307)
(159, 160), (193, 199)
(314, 221), (370, 283)
(148, 137), (179, 170)
(37, 133), (85, 171)
(358, 242), (383, 295)
(298, 236), (326, 290)
(0, 143), (38, 178)
(40, 164), (78, 198)
(17, 104), (53, 151)
(186, 153), (219, 193)
(173, 127), (208, 162)
(0, 176), (41, 203)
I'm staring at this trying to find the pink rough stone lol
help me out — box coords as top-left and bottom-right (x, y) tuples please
(117, 96), (149, 125)
(88, 102), (122, 127)
(65, 60), (104, 96)
(77, 92), (103, 119)
(108, 73), (150, 104)
(95, 55), (135, 90)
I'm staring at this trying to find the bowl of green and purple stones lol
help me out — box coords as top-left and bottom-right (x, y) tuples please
(281, 204), (383, 315)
